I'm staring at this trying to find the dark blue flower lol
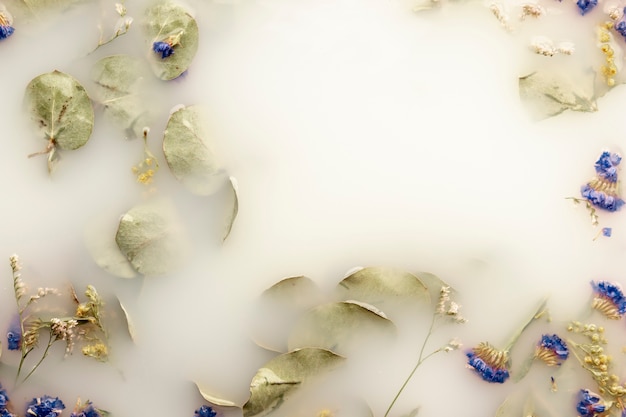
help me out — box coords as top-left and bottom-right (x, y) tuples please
(0, 410), (16, 417)
(591, 281), (626, 319)
(0, 25), (13, 40)
(617, 21), (626, 39)
(194, 405), (216, 417)
(576, 0), (598, 14)
(602, 227), (612, 237)
(594, 151), (621, 182)
(581, 183), (624, 212)
(7, 315), (21, 351)
(535, 334), (568, 366)
(466, 342), (510, 383)
(70, 401), (102, 417)
(577, 390), (606, 416)
(26, 396), (65, 417)
(152, 41), (174, 59)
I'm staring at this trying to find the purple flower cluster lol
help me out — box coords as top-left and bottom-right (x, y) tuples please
(70, 401), (102, 417)
(581, 151), (624, 212)
(535, 334), (568, 366)
(466, 343), (510, 383)
(0, 25), (13, 40)
(152, 41), (174, 59)
(576, 390), (606, 417)
(26, 396), (65, 417)
(591, 280), (626, 319)
(594, 151), (621, 182)
(194, 405), (216, 417)
(576, 0), (598, 14)
(0, 386), (15, 417)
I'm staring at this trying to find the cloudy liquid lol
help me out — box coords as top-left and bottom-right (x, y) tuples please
(0, 0), (625, 416)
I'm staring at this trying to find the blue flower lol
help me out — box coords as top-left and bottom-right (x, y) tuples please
(535, 334), (568, 366)
(594, 151), (621, 183)
(576, 0), (598, 14)
(0, 25), (13, 40)
(576, 389), (606, 416)
(152, 41), (174, 59)
(0, 410), (16, 417)
(581, 183), (624, 212)
(591, 281), (626, 319)
(26, 396), (65, 417)
(70, 401), (102, 417)
(7, 315), (21, 351)
(194, 405), (216, 417)
(602, 227), (612, 237)
(466, 342), (510, 383)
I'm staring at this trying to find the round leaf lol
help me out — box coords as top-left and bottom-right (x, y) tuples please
(84, 214), (138, 279)
(25, 71), (94, 171)
(243, 348), (345, 417)
(143, 1), (199, 80)
(91, 55), (152, 139)
(287, 301), (396, 354)
(115, 201), (187, 276)
(163, 105), (226, 195)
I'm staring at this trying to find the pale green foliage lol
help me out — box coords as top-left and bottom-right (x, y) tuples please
(163, 105), (226, 195)
(24, 71), (94, 172)
(195, 382), (239, 408)
(143, 1), (199, 80)
(223, 176), (239, 242)
(243, 348), (345, 417)
(84, 213), (138, 279)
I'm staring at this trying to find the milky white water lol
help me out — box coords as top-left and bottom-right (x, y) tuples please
(0, 0), (625, 416)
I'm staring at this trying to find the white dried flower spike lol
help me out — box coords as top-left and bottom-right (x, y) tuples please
(557, 42), (575, 55)
(115, 2), (126, 16)
(50, 318), (78, 356)
(489, 2), (512, 31)
(436, 286), (450, 315)
(520, 3), (545, 20)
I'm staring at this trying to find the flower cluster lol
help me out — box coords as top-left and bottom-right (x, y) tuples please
(591, 281), (626, 319)
(194, 405), (216, 417)
(70, 400), (103, 417)
(466, 342), (510, 383)
(26, 396), (65, 417)
(0, 386), (15, 417)
(576, 0), (598, 14)
(576, 389), (606, 417)
(581, 151), (624, 212)
(535, 334), (569, 366)
(152, 30), (183, 59)
(0, 9), (14, 40)
(436, 286), (467, 323)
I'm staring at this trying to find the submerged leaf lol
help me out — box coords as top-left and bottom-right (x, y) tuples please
(223, 176), (239, 242)
(243, 348), (345, 417)
(163, 105), (226, 195)
(335, 267), (430, 306)
(115, 201), (187, 275)
(91, 55), (151, 139)
(143, 1), (199, 80)
(195, 382), (239, 408)
(84, 214), (138, 279)
(519, 71), (597, 120)
(24, 70), (94, 172)
(118, 299), (137, 342)
(287, 301), (396, 353)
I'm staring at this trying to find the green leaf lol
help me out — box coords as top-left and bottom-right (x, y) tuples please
(243, 348), (345, 417)
(10, 0), (84, 19)
(84, 214), (138, 279)
(91, 55), (151, 139)
(335, 267), (430, 306)
(115, 201), (187, 276)
(143, 1), (199, 80)
(24, 70), (94, 173)
(519, 71), (597, 120)
(194, 382), (240, 408)
(163, 105), (226, 195)
(287, 301), (396, 353)
(223, 176), (239, 242)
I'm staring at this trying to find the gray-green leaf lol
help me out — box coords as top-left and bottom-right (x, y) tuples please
(91, 55), (151, 139)
(287, 301), (396, 353)
(144, 1), (199, 80)
(118, 298), (138, 342)
(243, 348), (345, 417)
(84, 214), (138, 279)
(24, 70), (94, 172)
(519, 70), (597, 120)
(163, 105), (226, 195)
(223, 176), (239, 242)
(195, 382), (239, 408)
(115, 201), (187, 276)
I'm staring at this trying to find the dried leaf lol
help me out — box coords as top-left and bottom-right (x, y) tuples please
(519, 71), (597, 120)
(335, 267), (430, 306)
(115, 201), (187, 276)
(243, 348), (345, 417)
(84, 214), (138, 279)
(223, 176), (239, 242)
(163, 105), (227, 195)
(287, 301), (396, 353)
(195, 382), (239, 408)
(143, 1), (199, 80)
(91, 55), (151, 139)
(401, 408), (420, 417)
(118, 299), (137, 342)
(24, 70), (94, 172)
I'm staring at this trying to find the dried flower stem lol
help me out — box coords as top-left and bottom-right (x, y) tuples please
(20, 331), (55, 385)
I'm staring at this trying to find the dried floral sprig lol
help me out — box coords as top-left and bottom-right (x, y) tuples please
(92, 1), (133, 53)
(193, 405), (216, 417)
(0, 7), (14, 41)
(591, 281), (626, 320)
(71, 399), (106, 417)
(26, 395), (65, 417)
(383, 286), (466, 417)
(580, 151), (624, 213)
(576, 389), (606, 417)
(132, 128), (159, 186)
(152, 29), (183, 59)
(535, 334), (569, 366)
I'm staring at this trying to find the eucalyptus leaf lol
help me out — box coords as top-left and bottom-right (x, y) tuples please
(117, 299), (137, 342)
(195, 382), (239, 408)
(24, 70), (94, 173)
(415, 271), (455, 303)
(243, 348), (345, 417)
(115, 201), (187, 276)
(519, 70), (597, 120)
(91, 55), (151, 139)
(163, 105), (227, 195)
(223, 176), (239, 242)
(10, 0), (84, 19)
(335, 267), (430, 307)
(84, 215), (138, 279)
(287, 301), (395, 353)
(143, 1), (199, 80)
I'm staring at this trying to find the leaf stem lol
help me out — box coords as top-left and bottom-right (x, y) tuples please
(19, 331), (54, 386)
